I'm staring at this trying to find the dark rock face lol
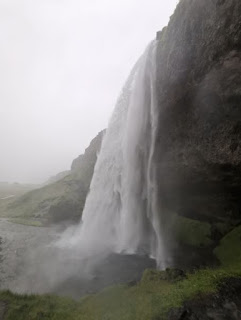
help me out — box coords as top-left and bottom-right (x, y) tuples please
(71, 130), (105, 174)
(168, 278), (241, 320)
(154, 0), (241, 260)
(0, 301), (7, 320)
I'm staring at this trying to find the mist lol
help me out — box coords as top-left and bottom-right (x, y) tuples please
(0, 0), (178, 184)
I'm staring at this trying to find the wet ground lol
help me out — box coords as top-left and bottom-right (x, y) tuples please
(0, 219), (59, 291)
(0, 219), (155, 298)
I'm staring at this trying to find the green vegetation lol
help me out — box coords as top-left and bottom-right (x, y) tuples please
(8, 218), (44, 227)
(0, 131), (104, 223)
(172, 216), (212, 247)
(0, 183), (38, 199)
(214, 222), (232, 236)
(0, 291), (81, 320)
(0, 183), (38, 218)
(214, 225), (241, 266)
(1, 224), (241, 320)
(1, 266), (240, 320)
(0, 176), (86, 223)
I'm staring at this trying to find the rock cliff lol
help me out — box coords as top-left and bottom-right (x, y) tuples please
(153, 0), (241, 266)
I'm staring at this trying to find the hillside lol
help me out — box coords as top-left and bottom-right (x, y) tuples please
(0, 131), (105, 223)
(0, 182), (38, 199)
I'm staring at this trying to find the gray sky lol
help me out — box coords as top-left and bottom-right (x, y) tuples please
(0, 0), (178, 184)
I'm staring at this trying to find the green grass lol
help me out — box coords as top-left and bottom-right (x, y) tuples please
(75, 266), (241, 320)
(0, 291), (81, 320)
(1, 266), (240, 320)
(0, 226), (240, 320)
(8, 218), (44, 227)
(172, 215), (212, 247)
(2, 174), (87, 223)
(214, 225), (241, 266)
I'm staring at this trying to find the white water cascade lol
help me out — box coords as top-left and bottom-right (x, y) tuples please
(59, 40), (167, 267)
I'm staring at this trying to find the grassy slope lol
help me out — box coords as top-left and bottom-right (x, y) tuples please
(1, 178), (72, 217)
(8, 218), (44, 227)
(0, 183), (38, 218)
(172, 215), (213, 247)
(1, 225), (241, 320)
(0, 173), (87, 224)
(0, 131), (103, 223)
(0, 183), (38, 199)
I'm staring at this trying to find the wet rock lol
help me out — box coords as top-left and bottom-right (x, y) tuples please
(154, 0), (241, 266)
(0, 302), (7, 320)
(165, 268), (186, 282)
(168, 278), (241, 320)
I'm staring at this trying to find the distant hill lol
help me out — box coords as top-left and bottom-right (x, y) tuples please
(0, 182), (39, 199)
(44, 171), (70, 185)
(1, 131), (105, 223)
(0, 182), (39, 215)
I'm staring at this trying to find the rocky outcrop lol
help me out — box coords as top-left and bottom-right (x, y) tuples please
(5, 131), (105, 223)
(154, 0), (241, 262)
(168, 278), (241, 320)
(70, 130), (105, 189)
(44, 171), (70, 185)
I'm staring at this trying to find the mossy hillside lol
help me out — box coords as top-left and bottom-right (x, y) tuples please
(214, 225), (241, 267)
(8, 218), (44, 227)
(0, 291), (81, 320)
(0, 131), (104, 223)
(172, 215), (213, 248)
(1, 174), (87, 223)
(0, 183), (38, 199)
(0, 183), (38, 217)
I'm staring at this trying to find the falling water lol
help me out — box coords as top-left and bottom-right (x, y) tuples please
(59, 40), (167, 267)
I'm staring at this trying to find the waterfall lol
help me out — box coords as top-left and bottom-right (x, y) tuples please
(59, 40), (167, 268)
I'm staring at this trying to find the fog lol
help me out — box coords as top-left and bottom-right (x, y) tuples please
(0, 0), (178, 184)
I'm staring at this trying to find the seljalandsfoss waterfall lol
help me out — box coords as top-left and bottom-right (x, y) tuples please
(59, 40), (167, 268)
(6, 39), (169, 298)
(2, 0), (241, 316)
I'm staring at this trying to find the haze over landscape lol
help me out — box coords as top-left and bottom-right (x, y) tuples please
(0, 1), (241, 319)
(0, 0), (178, 184)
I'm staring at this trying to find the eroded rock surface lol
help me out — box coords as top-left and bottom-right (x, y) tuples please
(154, 0), (241, 263)
(168, 278), (241, 320)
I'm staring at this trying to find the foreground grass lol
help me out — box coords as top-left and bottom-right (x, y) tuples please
(0, 292), (82, 320)
(0, 226), (241, 320)
(1, 266), (240, 320)
(76, 265), (241, 320)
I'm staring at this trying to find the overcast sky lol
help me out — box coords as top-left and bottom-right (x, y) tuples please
(0, 0), (178, 184)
